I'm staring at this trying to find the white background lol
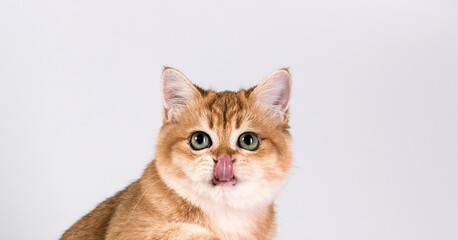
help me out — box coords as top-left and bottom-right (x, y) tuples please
(1, 0), (457, 239)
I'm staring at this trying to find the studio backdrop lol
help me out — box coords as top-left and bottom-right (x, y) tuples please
(0, 0), (457, 239)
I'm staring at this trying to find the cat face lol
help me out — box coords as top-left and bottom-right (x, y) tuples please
(155, 68), (292, 210)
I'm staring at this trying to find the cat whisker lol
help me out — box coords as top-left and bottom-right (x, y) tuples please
(163, 176), (190, 198)
(125, 167), (193, 225)
(124, 169), (196, 240)
(139, 165), (192, 182)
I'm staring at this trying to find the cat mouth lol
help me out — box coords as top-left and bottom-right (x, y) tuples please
(212, 177), (237, 186)
(212, 156), (237, 186)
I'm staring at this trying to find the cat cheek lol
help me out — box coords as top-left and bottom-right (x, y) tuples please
(190, 156), (215, 180)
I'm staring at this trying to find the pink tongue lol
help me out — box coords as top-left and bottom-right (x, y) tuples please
(215, 156), (233, 181)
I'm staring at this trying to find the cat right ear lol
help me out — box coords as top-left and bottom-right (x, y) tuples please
(161, 67), (201, 122)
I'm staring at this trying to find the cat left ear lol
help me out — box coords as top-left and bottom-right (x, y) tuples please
(251, 68), (292, 121)
(162, 67), (201, 122)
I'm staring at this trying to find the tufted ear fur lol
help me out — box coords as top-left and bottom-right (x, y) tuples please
(162, 67), (201, 122)
(251, 68), (292, 121)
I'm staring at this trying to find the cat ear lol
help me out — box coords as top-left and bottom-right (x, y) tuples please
(251, 68), (292, 121)
(161, 67), (201, 122)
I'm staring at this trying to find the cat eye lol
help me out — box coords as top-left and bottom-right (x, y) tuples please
(190, 132), (212, 150)
(237, 132), (260, 151)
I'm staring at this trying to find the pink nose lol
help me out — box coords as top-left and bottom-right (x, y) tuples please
(214, 156), (233, 181)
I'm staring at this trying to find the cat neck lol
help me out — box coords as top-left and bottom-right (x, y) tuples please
(201, 201), (275, 240)
(142, 161), (276, 240)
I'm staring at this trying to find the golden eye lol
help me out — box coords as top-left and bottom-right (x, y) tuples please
(238, 132), (260, 151)
(190, 132), (212, 150)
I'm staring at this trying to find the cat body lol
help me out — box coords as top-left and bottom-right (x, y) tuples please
(62, 68), (293, 240)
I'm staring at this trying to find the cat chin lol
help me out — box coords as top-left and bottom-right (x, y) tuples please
(211, 177), (237, 186)
(162, 174), (287, 211)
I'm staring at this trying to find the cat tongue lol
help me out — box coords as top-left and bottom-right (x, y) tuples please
(215, 156), (233, 181)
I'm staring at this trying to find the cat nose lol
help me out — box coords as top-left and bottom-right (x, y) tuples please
(214, 156), (234, 181)
(213, 156), (235, 163)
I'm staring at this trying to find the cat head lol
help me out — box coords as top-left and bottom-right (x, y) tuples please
(155, 67), (293, 210)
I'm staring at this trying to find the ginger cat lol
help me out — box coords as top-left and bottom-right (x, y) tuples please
(61, 67), (293, 240)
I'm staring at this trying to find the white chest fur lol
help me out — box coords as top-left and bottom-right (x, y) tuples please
(203, 205), (261, 240)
